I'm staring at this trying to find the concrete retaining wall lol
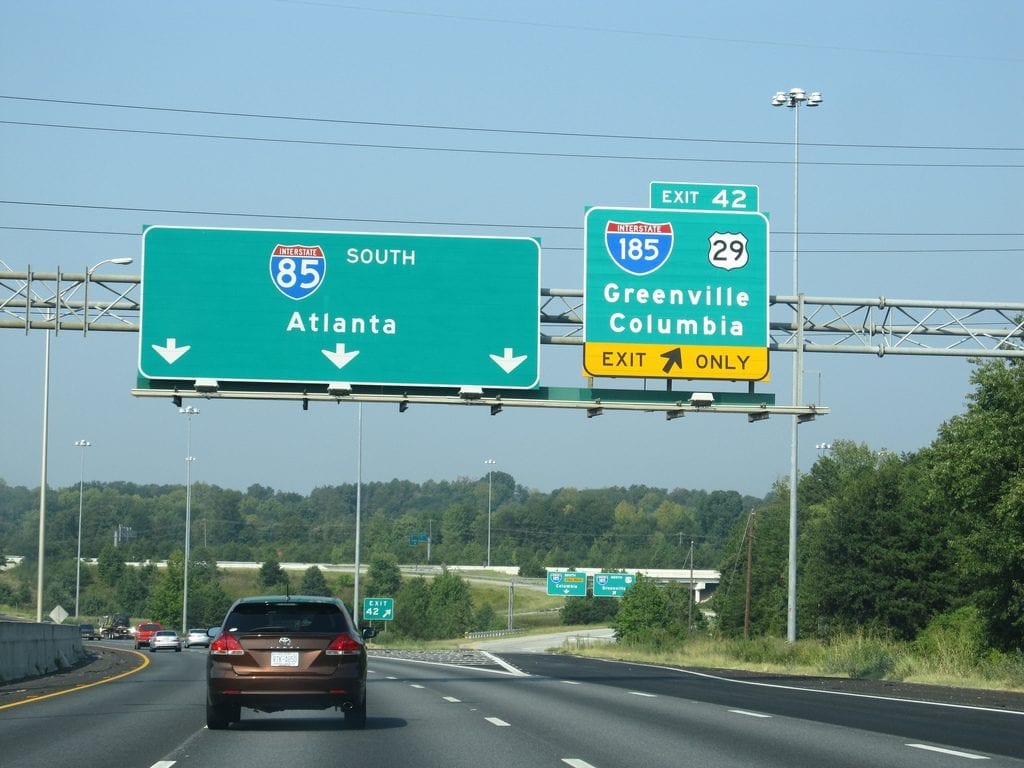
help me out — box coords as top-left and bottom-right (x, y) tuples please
(0, 621), (88, 683)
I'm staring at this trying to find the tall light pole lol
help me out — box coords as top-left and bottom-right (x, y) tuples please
(484, 458), (496, 568)
(35, 256), (131, 623)
(772, 87), (822, 642)
(180, 406), (199, 633)
(73, 439), (91, 618)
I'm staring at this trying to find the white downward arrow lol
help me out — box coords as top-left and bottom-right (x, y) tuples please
(152, 338), (191, 364)
(322, 343), (360, 369)
(490, 347), (528, 374)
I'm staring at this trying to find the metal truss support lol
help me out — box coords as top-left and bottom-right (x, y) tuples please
(3, 270), (1022, 358)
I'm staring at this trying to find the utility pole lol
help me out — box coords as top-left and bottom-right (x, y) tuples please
(744, 510), (756, 640)
(687, 539), (695, 630)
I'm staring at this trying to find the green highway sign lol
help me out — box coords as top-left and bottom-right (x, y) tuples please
(583, 206), (770, 381)
(591, 572), (635, 598)
(363, 597), (394, 621)
(139, 226), (541, 389)
(546, 571), (588, 597)
(650, 181), (760, 212)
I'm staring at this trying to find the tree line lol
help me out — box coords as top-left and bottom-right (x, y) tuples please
(1, 357), (1021, 652)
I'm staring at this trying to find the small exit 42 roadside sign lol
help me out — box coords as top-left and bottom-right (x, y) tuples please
(363, 597), (394, 621)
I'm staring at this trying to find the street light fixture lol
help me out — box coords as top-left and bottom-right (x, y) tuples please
(772, 87), (822, 643)
(179, 406), (199, 633)
(84, 257), (133, 336)
(36, 256), (132, 622)
(484, 458), (496, 568)
(73, 439), (91, 618)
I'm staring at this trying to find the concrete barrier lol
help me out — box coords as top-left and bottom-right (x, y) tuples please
(0, 621), (88, 683)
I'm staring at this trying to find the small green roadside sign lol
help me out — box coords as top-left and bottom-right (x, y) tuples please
(546, 571), (588, 597)
(363, 597), (394, 621)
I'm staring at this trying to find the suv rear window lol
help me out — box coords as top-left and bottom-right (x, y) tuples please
(225, 601), (348, 634)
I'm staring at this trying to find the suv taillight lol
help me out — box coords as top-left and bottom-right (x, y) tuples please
(210, 631), (245, 655)
(325, 634), (362, 656)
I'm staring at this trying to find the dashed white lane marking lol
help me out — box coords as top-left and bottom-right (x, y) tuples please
(561, 680), (581, 685)
(151, 763), (176, 768)
(562, 760), (597, 768)
(443, 696), (461, 702)
(410, 684), (425, 689)
(628, 691), (656, 697)
(485, 716), (511, 726)
(728, 709), (772, 718)
(907, 744), (989, 760)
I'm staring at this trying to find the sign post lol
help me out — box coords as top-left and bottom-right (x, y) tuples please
(583, 206), (769, 381)
(139, 226), (541, 389)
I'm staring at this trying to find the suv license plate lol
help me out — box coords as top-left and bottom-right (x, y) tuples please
(271, 652), (299, 667)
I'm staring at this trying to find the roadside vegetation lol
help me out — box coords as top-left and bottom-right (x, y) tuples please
(1, 357), (1022, 691)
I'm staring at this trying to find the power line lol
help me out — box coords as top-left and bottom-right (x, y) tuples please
(2, 94), (1020, 153)
(3, 225), (1020, 255)
(3, 120), (1021, 169)
(3, 199), (1022, 236)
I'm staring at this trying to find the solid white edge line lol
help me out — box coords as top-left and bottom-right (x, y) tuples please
(906, 744), (989, 760)
(572, 656), (1024, 716)
(485, 716), (511, 726)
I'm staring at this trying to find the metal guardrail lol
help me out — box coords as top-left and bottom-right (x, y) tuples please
(465, 627), (528, 640)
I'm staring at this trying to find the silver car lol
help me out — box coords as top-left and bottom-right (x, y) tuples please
(184, 628), (212, 648)
(149, 629), (182, 652)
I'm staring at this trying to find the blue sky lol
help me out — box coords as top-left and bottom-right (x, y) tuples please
(1, 1), (1021, 499)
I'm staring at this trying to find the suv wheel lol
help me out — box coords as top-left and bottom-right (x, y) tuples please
(345, 700), (367, 730)
(206, 700), (239, 729)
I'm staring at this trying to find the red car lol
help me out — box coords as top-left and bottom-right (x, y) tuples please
(134, 621), (163, 649)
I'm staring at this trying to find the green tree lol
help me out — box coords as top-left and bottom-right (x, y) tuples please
(300, 565), (330, 596)
(613, 575), (684, 645)
(561, 594), (620, 625)
(365, 554), (402, 597)
(147, 550), (184, 627)
(927, 358), (1024, 649)
(426, 570), (474, 639)
(259, 558), (288, 590)
(97, 543), (125, 587)
(394, 576), (431, 639)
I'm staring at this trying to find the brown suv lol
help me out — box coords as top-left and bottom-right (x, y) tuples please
(206, 595), (376, 729)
